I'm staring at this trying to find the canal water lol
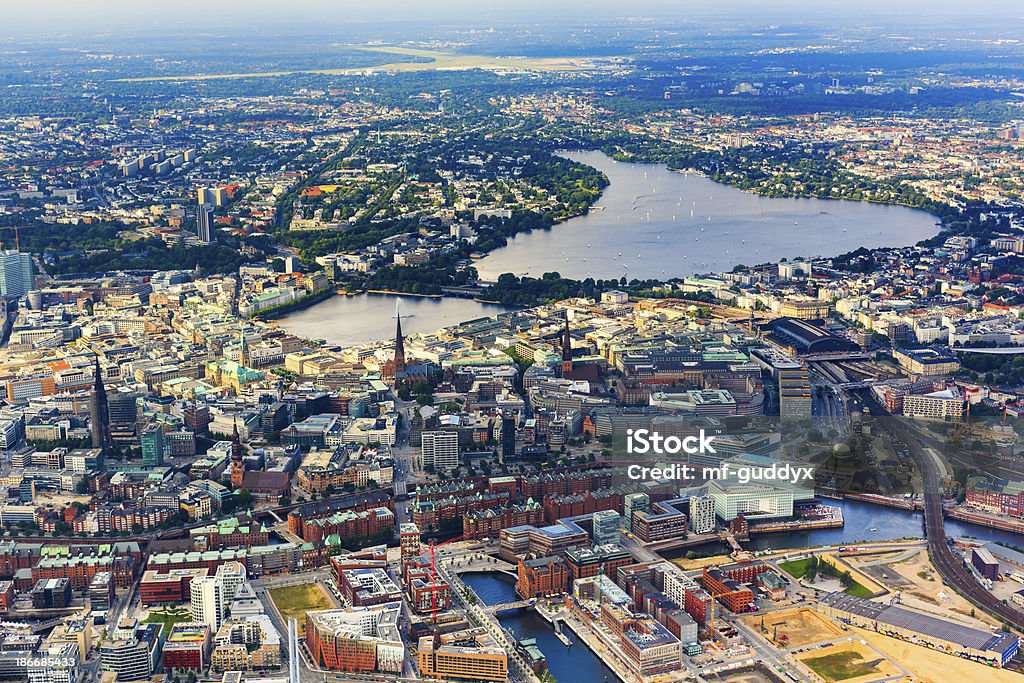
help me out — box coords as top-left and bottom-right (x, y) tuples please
(273, 292), (511, 347)
(670, 498), (1024, 556)
(460, 500), (1024, 682)
(474, 150), (940, 282)
(461, 573), (621, 683)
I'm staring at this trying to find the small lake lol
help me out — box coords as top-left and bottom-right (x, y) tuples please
(274, 292), (511, 347)
(474, 150), (940, 281)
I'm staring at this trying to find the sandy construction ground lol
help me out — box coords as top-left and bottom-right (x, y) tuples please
(744, 607), (843, 649)
(854, 626), (1022, 683)
(796, 639), (902, 683)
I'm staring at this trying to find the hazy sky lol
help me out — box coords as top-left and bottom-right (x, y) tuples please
(5, 0), (1019, 33)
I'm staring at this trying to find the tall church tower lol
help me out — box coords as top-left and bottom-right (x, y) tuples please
(393, 302), (407, 379)
(560, 314), (574, 377)
(230, 418), (245, 489)
(238, 326), (251, 367)
(89, 357), (110, 451)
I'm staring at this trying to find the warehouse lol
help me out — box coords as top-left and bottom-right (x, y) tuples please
(817, 592), (1019, 667)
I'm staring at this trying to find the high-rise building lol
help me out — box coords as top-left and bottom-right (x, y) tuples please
(778, 364), (812, 420)
(623, 493), (650, 532)
(197, 203), (214, 243)
(0, 250), (33, 298)
(689, 494), (716, 534)
(190, 576), (223, 632)
(500, 413), (516, 461)
(421, 431), (459, 473)
(197, 187), (228, 207)
(591, 509), (621, 545)
(108, 390), (138, 427)
(140, 423), (165, 468)
(89, 358), (110, 452)
(190, 562), (245, 633)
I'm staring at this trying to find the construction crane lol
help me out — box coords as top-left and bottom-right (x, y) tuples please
(0, 226), (21, 251)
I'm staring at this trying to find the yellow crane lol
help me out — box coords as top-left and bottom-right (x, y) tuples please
(0, 226), (21, 251)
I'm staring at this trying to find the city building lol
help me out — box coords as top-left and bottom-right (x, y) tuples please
(140, 423), (164, 468)
(417, 627), (508, 682)
(304, 604), (403, 673)
(0, 250), (33, 298)
(689, 494), (716, 534)
(591, 509), (621, 545)
(421, 430), (459, 473)
(162, 623), (210, 675)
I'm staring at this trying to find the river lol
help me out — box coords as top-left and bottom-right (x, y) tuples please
(272, 292), (511, 347)
(474, 150), (940, 281)
(461, 573), (621, 683)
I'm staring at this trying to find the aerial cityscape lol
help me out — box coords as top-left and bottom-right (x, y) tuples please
(5, 2), (1024, 683)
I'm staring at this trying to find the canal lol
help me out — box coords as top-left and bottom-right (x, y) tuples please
(666, 498), (1024, 557)
(461, 573), (621, 683)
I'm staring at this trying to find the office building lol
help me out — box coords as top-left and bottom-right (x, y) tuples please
(623, 492), (650, 531)
(99, 623), (162, 681)
(304, 603), (403, 673)
(778, 363), (812, 420)
(162, 623), (210, 675)
(140, 423), (164, 468)
(421, 431), (459, 473)
(190, 562), (245, 632)
(0, 250), (33, 298)
(197, 203), (215, 244)
(591, 509), (621, 545)
(707, 480), (794, 521)
(501, 413), (516, 461)
(417, 627), (507, 682)
(689, 495), (716, 534)
(27, 642), (79, 683)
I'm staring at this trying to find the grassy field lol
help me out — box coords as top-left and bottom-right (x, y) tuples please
(115, 46), (619, 82)
(268, 582), (334, 635)
(143, 607), (191, 635)
(779, 557), (874, 597)
(843, 581), (874, 597)
(802, 651), (880, 683)
(779, 557), (813, 579)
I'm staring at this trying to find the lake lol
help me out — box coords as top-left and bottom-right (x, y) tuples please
(274, 292), (511, 347)
(474, 150), (940, 281)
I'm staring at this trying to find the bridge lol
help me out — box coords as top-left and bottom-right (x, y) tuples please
(31, 615), (71, 633)
(482, 599), (533, 615)
(447, 558), (518, 579)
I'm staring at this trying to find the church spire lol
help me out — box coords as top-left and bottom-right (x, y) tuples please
(560, 313), (574, 377)
(89, 356), (110, 451)
(238, 325), (250, 367)
(393, 300), (407, 377)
